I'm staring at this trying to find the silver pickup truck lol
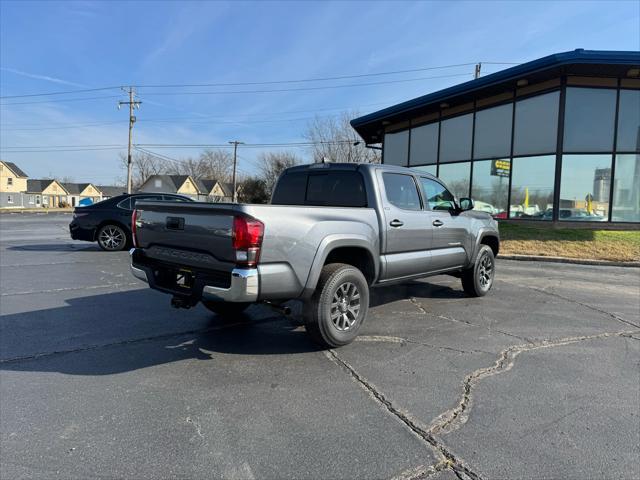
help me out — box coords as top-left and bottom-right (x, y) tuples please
(130, 163), (499, 347)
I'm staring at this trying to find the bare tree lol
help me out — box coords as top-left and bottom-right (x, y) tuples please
(120, 151), (169, 190)
(304, 111), (380, 164)
(258, 151), (301, 193)
(163, 149), (233, 182)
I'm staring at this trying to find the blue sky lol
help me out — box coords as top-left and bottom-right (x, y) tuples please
(1, 0), (639, 185)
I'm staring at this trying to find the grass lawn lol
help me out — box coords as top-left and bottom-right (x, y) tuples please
(499, 223), (640, 262)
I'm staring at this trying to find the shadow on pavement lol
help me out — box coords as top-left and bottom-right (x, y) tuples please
(1, 278), (464, 376)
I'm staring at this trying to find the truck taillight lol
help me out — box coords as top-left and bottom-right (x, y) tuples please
(131, 209), (138, 247)
(232, 216), (264, 268)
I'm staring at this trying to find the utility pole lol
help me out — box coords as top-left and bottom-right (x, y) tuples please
(119, 87), (142, 194)
(228, 140), (244, 202)
(474, 62), (482, 79)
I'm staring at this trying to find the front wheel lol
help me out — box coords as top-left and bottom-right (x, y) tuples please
(305, 263), (369, 348)
(97, 224), (128, 251)
(461, 245), (495, 297)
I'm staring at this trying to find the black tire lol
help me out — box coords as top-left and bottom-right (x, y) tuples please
(97, 224), (128, 251)
(305, 263), (369, 348)
(461, 245), (495, 297)
(202, 301), (250, 318)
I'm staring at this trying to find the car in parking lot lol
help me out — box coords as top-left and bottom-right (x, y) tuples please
(69, 193), (193, 251)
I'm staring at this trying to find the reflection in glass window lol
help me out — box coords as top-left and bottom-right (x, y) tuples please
(563, 88), (616, 152)
(409, 122), (438, 165)
(439, 114), (472, 162)
(560, 154), (612, 221)
(411, 165), (437, 176)
(616, 90), (640, 152)
(383, 130), (409, 166)
(510, 155), (555, 220)
(473, 103), (513, 159)
(419, 177), (456, 211)
(438, 162), (470, 198)
(471, 159), (510, 216)
(513, 91), (559, 155)
(382, 173), (421, 210)
(612, 154), (640, 222)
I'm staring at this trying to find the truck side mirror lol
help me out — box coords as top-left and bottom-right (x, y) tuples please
(459, 197), (474, 211)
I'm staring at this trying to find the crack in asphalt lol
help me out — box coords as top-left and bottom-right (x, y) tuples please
(357, 335), (492, 355)
(325, 349), (482, 480)
(498, 280), (640, 329)
(390, 460), (452, 480)
(427, 329), (639, 436)
(408, 297), (534, 344)
(0, 316), (284, 364)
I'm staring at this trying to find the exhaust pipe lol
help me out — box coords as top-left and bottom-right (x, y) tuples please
(264, 301), (292, 316)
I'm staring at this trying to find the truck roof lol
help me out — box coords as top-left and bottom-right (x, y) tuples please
(282, 162), (438, 179)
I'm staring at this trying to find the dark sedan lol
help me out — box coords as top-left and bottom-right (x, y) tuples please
(69, 193), (193, 251)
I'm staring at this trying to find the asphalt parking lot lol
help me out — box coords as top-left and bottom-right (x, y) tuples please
(1, 212), (639, 480)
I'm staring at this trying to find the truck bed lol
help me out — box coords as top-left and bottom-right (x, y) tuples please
(133, 201), (380, 301)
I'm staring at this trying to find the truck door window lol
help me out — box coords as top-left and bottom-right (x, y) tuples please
(382, 173), (422, 211)
(420, 177), (456, 211)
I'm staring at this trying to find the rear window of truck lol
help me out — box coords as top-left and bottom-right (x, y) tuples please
(272, 171), (367, 207)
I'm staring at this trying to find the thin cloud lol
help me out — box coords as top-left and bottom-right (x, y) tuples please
(0, 67), (88, 88)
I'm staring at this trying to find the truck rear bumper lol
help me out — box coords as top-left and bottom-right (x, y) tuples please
(129, 248), (258, 303)
(202, 269), (258, 303)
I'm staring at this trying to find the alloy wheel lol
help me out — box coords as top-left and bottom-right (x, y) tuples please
(99, 226), (125, 250)
(330, 282), (360, 331)
(478, 252), (494, 290)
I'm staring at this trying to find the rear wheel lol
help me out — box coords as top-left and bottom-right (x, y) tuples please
(97, 224), (128, 251)
(461, 245), (495, 297)
(202, 301), (250, 318)
(305, 263), (369, 348)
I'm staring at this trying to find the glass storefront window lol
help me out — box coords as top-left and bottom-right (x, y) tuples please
(510, 155), (556, 220)
(383, 130), (409, 166)
(563, 88), (616, 152)
(473, 103), (513, 159)
(612, 154), (640, 222)
(513, 91), (559, 156)
(471, 159), (510, 217)
(616, 90), (640, 152)
(439, 113), (472, 163)
(438, 162), (470, 199)
(559, 154), (612, 221)
(411, 165), (437, 176)
(409, 122), (438, 165)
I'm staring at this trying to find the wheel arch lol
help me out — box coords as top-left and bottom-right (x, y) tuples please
(302, 236), (379, 298)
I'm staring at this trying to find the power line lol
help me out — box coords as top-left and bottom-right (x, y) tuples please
(139, 72), (473, 97)
(0, 61), (521, 99)
(0, 86), (123, 99)
(0, 95), (123, 106)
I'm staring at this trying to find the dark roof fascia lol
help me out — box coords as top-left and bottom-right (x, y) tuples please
(350, 49), (640, 130)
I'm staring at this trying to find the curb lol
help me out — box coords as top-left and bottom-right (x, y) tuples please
(497, 254), (640, 268)
(0, 209), (74, 214)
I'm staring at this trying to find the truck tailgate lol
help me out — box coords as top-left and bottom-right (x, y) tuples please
(134, 201), (239, 270)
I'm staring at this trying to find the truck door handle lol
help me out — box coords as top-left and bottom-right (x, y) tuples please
(389, 219), (404, 228)
(432, 219), (444, 227)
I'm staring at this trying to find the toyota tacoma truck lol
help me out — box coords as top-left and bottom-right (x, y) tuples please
(129, 163), (499, 348)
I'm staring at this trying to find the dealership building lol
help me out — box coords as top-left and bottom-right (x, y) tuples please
(351, 49), (640, 224)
